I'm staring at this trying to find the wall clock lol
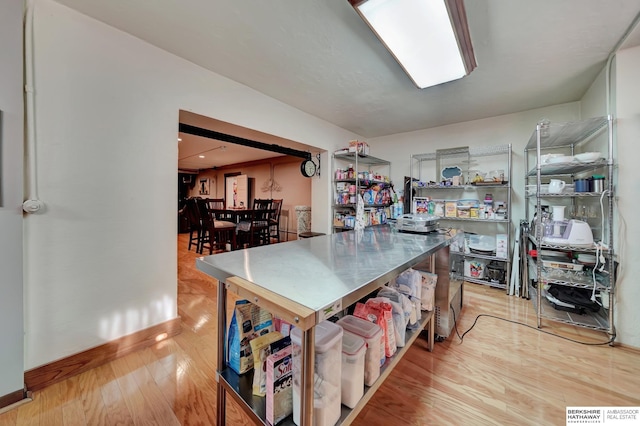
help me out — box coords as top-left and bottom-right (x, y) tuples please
(300, 159), (317, 178)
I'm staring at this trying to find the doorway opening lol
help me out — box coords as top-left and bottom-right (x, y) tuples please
(177, 110), (321, 248)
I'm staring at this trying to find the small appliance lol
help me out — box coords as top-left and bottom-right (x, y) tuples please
(396, 214), (439, 234)
(467, 234), (496, 254)
(543, 219), (594, 247)
(486, 261), (506, 283)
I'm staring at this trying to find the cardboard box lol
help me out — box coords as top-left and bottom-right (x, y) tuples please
(266, 346), (293, 425)
(412, 197), (431, 214)
(445, 201), (457, 217)
(348, 140), (370, 155)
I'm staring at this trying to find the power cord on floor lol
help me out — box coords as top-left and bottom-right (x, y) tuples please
(450, 303), (616, 346)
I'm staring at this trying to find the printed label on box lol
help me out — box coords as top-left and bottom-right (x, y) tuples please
(445, 201), (457, 217)
(318, 299), (343, 322)
(266, 346), (293, 425)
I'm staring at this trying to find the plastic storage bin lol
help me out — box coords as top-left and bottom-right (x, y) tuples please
(291, 320), (343, 426)
(464, 259), (486, 279)
(341, 331), (366, 408)
(336, 315), (383, 386)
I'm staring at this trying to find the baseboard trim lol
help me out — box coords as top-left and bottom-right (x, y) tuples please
(0, 388), (30, 413)
(617, 342), (640, 352)
(25, 317), (181, 392)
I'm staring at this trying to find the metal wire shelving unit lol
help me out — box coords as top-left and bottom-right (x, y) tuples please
(410, 144), (513, 290)
(522, 116), (616, 342)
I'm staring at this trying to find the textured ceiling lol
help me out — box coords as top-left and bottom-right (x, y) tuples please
(52, 0), (640, 169)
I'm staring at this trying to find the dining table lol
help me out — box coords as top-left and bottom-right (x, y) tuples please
(211, 207), (274, 224)
(210, 208), (275, 248)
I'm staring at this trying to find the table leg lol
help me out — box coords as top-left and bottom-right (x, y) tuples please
(217, 280), (228, 425)
(217, 381), (226, 426)
(428, 313), (435, 352)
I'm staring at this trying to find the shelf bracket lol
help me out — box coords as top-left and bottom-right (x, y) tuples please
(315, 153), (321, 178)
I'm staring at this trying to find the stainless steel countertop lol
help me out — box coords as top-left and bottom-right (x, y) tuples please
(196, 225), (456, 314)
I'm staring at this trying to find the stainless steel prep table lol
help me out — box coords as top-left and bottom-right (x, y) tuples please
(196, 225), (460, 426)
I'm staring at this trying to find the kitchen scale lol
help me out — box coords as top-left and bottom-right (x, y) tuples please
(396, 214), (439, 234)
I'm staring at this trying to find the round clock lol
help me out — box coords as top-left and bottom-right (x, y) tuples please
(300, 159), (317, 177)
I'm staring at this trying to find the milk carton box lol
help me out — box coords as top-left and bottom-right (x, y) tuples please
(266, 345), (293, 425)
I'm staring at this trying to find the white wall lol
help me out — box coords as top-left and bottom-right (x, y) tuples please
(578, 48), (639, 347)
(0, 0), (25, 397)
(611, 45), (640, 346)
(580, 66), (609, 119)
(24, 0), (358, 369)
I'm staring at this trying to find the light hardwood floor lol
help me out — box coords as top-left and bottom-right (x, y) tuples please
(1, 233), (639, 426)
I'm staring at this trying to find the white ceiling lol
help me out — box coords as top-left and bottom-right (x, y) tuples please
(54, 0), (640, 170)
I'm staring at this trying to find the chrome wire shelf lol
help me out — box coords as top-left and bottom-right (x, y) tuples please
(527, 258), (610, 291)
(529, 285), (609, 332)
(525, 191), (612, 198)
(525, 116), (609, 150)
(440, 216), (510, 223)
(527, 234), (612, 254)
(334, 152), (390, 166)
(526, 159), (608, 176)
(451, 250), (510, 263)
(415, 183), (510, 189)
(412, 144), (511, 161)
(540, 267), (609, 291)
(455, 274), (507, 289)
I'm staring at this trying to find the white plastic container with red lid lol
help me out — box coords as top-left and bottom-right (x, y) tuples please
(291, 320), (342, 426)
(336, 315), (383, 386)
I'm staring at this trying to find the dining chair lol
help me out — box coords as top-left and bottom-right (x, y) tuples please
(184, 197), (204, 252)
(205, 198), (235, 222)
(279, 208), (289, 242)
(197, 198), (237, 253)
(269, 199), (283, 243)
(236, 207), (272, 248)
(206, 198), (225, 210)
(252, 198), (273, 210)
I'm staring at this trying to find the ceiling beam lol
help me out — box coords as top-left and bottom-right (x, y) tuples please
(178, 123), (311, 160)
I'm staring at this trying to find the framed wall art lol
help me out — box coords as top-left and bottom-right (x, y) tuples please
(199, 178), (210, 195)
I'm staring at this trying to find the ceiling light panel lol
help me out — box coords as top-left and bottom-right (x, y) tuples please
(350, 0), (476, 89)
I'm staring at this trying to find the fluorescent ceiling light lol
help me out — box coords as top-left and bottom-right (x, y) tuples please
(349, 0), (476, 89)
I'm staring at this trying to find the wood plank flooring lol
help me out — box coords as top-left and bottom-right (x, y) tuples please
(1, 233), (639, 425)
